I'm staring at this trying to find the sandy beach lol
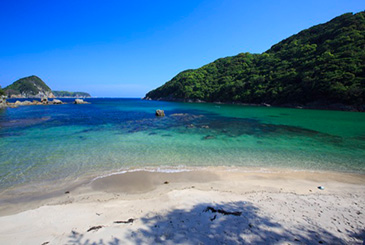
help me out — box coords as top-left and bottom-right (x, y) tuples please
(0, 167), (364, 244)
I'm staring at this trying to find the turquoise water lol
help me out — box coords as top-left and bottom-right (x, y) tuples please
(0, 98), (364, 194)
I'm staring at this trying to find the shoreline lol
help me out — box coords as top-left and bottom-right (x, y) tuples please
(0, 166), (364, 215)
(0, 166), (364, 244)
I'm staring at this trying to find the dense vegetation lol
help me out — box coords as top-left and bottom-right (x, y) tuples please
(0, 87), (5, 96)
(4, 75), (51, 97)
(146, 12), (365, 109)
(3, 75), (91, 98)
(52, 91), (91, 98)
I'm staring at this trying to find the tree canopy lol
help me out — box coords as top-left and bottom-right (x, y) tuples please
(145, 12), (365, 109)
(4, 75), (51, 97)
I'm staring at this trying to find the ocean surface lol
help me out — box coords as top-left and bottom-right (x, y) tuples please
(0, 98), (365, 196)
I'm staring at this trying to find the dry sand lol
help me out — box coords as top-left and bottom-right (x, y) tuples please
(0, 167), (364, 244)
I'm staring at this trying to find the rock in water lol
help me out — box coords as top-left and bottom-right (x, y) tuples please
(0, 97), (7, 108)
(155, 109), (165, 117)
(74, 99), (89, 104)
(32, 100), (41, 105)
(41, 97), (48, 104)
(52, 99), (63, 104)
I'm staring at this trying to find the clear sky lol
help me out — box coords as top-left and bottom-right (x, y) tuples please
(1, 0), (364, 97)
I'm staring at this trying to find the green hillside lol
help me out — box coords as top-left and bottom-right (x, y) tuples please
(145, 12), (365, 110)
(0, 87), (5, 96)
(4, 75), (52, 97)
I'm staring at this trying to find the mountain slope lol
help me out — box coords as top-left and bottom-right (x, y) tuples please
(145, 12), (365, 110)
(4, 75), (55, 98)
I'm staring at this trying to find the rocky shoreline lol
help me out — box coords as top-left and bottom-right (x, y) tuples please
(0, 97), (90, 108)
(143, 97), (365, 112)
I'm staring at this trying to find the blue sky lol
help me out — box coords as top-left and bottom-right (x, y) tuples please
(1, 0), (364, 97)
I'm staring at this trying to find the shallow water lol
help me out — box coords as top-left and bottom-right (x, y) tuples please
(0, 98), (364, 194)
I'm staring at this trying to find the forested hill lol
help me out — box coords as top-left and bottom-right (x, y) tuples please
(52, 91), (91, 98)
(145, 11), (365, 111)
(4, 75), (55, 98)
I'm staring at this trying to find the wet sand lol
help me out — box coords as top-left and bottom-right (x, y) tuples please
(0, 167), (364, 244)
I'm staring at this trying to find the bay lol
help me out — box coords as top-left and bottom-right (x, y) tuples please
(0, 98), (364, 195)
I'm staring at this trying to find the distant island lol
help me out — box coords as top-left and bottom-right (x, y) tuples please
(52, 91), (91, 98)
(1, 75), (91, 99)
(145, 12), (365, 111)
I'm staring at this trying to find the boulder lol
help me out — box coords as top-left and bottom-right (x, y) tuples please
(74, 99), (89, 104)
(32, 100), (41, 105)
(22, 100), (32, 105)
(41, 97), (48, 104)
(155, 109), (165, 117)
(0, 97), (6, 108)
(52, 99), (63, 104)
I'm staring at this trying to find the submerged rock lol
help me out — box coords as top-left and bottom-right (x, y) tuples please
(203, 135), (215, 140)
(155, 109), (165, 117)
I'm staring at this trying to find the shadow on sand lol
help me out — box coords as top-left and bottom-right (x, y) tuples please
(66, 201), (359, 244)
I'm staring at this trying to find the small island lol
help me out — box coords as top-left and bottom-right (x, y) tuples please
(1, 75), (91, 99)
(52, 90), (91, 98)
(0, 75), (91, 108)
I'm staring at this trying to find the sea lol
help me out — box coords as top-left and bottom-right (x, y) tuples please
(0, 98), (364, 197)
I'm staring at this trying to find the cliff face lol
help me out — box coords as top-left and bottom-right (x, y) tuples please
(4, 75), (55, 98)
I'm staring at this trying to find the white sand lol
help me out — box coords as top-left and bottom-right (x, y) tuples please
(0, 167), (364, 244)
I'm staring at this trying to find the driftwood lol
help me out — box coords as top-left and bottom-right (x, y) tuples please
(114, 218), (134, 224)
(204, 206), (242, 216)
(87, 225), (103, 232)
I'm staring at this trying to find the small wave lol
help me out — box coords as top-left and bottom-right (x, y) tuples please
(91, 166), (194, 182)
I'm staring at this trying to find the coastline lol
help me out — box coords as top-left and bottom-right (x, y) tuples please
(144, 97), (365, 112)
(0, 166), (364, 244)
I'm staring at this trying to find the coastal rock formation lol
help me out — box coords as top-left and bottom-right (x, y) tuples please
(0, 97), (7, 108)
(6, 98), (65, 107)
(41, 97), (48, 104)
(74, 99), (89, 104)
(32, 100), (42, 105)
(52, 99), (63, 104)
(155, 109), (165, 117)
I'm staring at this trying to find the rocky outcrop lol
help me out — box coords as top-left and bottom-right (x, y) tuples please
(155, 109), (165, 117)
(6, 98), (65, 107)
(74, 99), (90, 104)
(41, 97), (48, 104)
(52, 99), (63, 104)
(0, 96), (6, 108)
